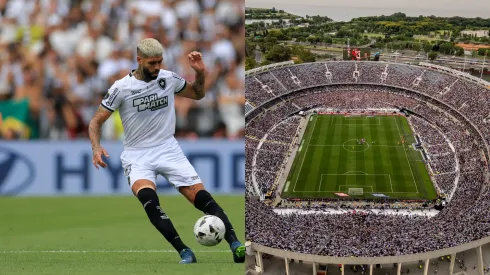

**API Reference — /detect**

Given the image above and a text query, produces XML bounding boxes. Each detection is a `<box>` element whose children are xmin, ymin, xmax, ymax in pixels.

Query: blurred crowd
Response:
<box><xmin>0</xmin><ymin>0</ymin><xmax>245</xmax><ymax>140</ymax></box>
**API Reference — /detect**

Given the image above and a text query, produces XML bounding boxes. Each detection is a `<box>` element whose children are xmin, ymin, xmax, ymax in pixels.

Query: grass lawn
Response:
<box><xmin>283</xmin><ymin>114</ymin><xmax>437</xmax><ymax>200</ymax></box>
<box><xmin>0</xmin><ymin>195</ymin><xmax>244</xmax><ymax>275</ymax></box>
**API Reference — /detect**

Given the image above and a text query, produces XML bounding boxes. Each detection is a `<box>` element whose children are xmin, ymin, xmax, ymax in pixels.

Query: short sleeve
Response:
<box><xmin>172</xmin><ymin>72</ymin><xmax>187</xmax><ymax>94</ymax></box>
<box><xmin>101</xmin><ymin>83</ymin><xmax>123</xmax><ymax>112</ymax></box>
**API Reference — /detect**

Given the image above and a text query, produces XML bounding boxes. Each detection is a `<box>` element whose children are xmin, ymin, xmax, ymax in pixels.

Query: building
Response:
<box><xmin>461</xmin><ymin>30</ymin><xmax>489</xmax><ymax>38</ymax></box>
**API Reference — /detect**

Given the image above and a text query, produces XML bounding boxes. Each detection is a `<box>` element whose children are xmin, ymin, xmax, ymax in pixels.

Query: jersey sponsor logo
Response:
<box><xmin>157</xmin><ymin>78</ymin><xmax>166</xmax><ymax>90</ymax></box>
<box><xmin>106</xmin><ymin>88</ymin><xmax>120</xmax><ymax>107</ymax></box>
<box><xmin>133</xmin><ymin>94</ymin><xmax>168</xmax><ymax>111</ymax></box>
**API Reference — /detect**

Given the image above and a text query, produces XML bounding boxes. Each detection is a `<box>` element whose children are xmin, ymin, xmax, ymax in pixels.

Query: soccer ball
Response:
<box><xmin>193</xmin><ymin>215</ymin><xmax>226</xmax><ymax>247</ymax></box>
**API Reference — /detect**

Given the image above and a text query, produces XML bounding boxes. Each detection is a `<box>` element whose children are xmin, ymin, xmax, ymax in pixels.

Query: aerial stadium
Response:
<box><xmin>244</xmin><ymin>61</ymin><xmax>490</xmax><ymax>275</ymax></box>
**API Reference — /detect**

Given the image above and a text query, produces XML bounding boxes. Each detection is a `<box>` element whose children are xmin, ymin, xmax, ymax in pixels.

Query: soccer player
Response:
<box><xmin>88</xmin><ymin>38</ymin><xmax>245</xmax><ymax>264</ymax></box>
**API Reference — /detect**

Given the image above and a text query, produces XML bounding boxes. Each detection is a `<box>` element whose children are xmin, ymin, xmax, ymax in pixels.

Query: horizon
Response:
<box><xmin>245</xmin><ymin>0</ymin><xmax>490</xmax><ymax>21</ymax></box>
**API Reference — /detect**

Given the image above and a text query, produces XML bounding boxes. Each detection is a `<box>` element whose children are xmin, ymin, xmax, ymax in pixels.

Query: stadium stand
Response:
<box><xmin>245</xmin><ymin>61</ymin><xmax>490</xmax><ymax>262</ymax></box>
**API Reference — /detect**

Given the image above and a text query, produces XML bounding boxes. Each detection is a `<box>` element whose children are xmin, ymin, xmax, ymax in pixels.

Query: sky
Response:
<box><xmin>246</xmin><ymin>0</ymin><xmax>488</xmax><ymax>12</ymax></box>
<box><xmin>245</xmin><ymin>0</ymin><xmax>490</xmax><ymax>20</ymax></box>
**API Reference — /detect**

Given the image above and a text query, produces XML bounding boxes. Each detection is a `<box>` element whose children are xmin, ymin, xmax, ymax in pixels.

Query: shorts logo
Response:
<box><xmin>133</xmin><ymin>94</ymin><xmax>168</xmax><ymax>112</ymax></box>
<box><xmin>124</xmin><ymin>165</ymin><xmax>131</xmax><ymax>176</ymax></box>
<box><xmin>190</xmin><ymin>175</ymin><xmax>200</xmax><ymax>181</ymax></box>
<box><xmin>106</xmin><ymin>88</ymin><xmax>120</xmax><ymax>107</ymax></box>
<box><xmin>157</xmin><ymin>78</ymin><xmax>166</xmax><ymax>90</ymax></box>
<box><xmin>124</xmin><ymin>165</ymin><xmax>131</xmax><ymax>186</ymax></box>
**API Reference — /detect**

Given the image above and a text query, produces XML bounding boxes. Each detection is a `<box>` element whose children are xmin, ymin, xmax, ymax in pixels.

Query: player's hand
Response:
<box><xmin>92</xmin><ymin>146</ymin><xmax>109</xmax><ymax>170</ymax></box>
<box><xmin>188</xmin><ymin>51</ymin><xmax>205</xmax><ymax>73</ymax></box>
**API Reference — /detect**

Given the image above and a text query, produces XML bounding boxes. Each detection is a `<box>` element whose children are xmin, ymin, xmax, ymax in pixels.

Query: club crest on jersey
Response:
<box><xmin>133</xmin><ymin>93</ymin><xmax>168</xmax><ymax>112</ymax></box>
<box><xmin>157</xmin><ymin>78</ymin><xmax>166</xmax><ymax>90</ymax></box>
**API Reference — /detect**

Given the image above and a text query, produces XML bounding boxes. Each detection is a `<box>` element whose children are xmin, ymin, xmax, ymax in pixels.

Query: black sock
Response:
<box><xmin>194</xmin><ymin>190</ymin><xmax>239</xmax><ymax>245</ymax></box>
<box><xmin>137</xmin><ymin>188</ymin><xmax>188</xmax><ymax>253</ymax></box>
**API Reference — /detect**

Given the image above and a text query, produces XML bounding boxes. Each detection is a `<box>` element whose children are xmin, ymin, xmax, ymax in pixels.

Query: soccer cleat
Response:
<box><xmin>231</xmin><ymin>241</ymin><xmax>246</xmax><ymax>263</ymax></box>
<box><xmin>179</xmin><ymin>248</ymin><xmax>197</xmax><ymax>264</ymax></box>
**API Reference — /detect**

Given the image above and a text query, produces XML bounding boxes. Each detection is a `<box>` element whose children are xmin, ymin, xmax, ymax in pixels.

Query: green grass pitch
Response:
<box><xmin>0</xmin><ymin>195</ymin><xmax>244</xmax><ymax>275</ymax></box>
<box><xmin>283</xmin><ymin>114</ymin><xmax>437</xmax><ymax>200</ymax></box>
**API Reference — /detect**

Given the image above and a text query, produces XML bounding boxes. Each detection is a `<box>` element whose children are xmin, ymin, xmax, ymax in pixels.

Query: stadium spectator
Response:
<box><xmin>245</xmin><ymin>61</ymin><xmax>490</xmax><ymax>257</ymax></box>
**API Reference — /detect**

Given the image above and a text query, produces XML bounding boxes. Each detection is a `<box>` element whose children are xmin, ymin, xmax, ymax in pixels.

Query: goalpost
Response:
<box><xmin>348</xmin><ymin>188</ymin><xmax>364</xmax><ymax>195</ymax></box>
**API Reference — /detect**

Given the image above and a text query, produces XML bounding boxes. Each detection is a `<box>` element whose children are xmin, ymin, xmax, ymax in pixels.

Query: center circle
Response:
<box><xmin>343</xmin><ymin>139</ymin><xmax>370</xmax><ymax>152</ymax></box>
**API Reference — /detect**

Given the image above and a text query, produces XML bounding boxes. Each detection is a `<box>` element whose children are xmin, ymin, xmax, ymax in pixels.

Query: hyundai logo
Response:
<box><xmin>0</xmin><ymin>146</ymin><xmax>35</xmax><ymax>195</ymax></box>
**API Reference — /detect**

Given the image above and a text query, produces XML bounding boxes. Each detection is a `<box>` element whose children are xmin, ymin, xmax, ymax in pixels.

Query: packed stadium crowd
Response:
<box><xmin>246</xmin><ymin>62</ymin><xmax>490</xmax><ymax>146</ymax></box>
<box><xmin>245</xmin><ymin>116</ymin><xmax>301</xmax><ymax>196</ymax></box>
<box><xmin>0</xmin><ymin>0</ymin><xmax>245</xmax><ymax>140</ymax></box>
<box><xmin>245</xmin><ymin>61</ymin><xmax>490</xmax><ymax>256</ymax></box>
<box><xmin>278</xmin><ymin>197</ymin><xmax>434</xmax><ymax>211</ymax></box>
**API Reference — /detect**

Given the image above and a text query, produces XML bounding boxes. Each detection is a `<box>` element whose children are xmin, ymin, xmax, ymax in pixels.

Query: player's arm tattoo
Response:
<box><xmin>89</xmin><ymin>106</ymin><xmax>111</xmax><ymax>152</ymax></box>
<box><xmin>191</xmin><ymin>71</ymin><xmax>205</xmax><ymax>99</ymax></box>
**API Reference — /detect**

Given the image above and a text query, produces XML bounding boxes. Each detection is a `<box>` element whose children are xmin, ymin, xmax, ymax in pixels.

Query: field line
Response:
<box><xmin>338</xmin><ymin>185</ymin><xmax>374</xmax><ymax>192</ymax></box>
<box><xmin>319</xmin><ymin>174</ymin><xmax>389</xmax><ymax>193</ymax></box>
<box><xmin>0</xmin><ymin>250</ymin><xmax>229</xmax><ymax>253</ymax></box>
<box><xmin>309</xmin><ymin>145</ymin><xmax>403</xmax><ymax>147</ymax></box>
<box><xmin>298</xmin><ymin>139</ymin><xmax>305</xmax><ymax>152</ymax></box>
<box><xmin>388</xmin><ymin>175</ymin><xmax>394</xmax><ymax>193</ymax></box>
<box><xmin>393</xmin><ymin>117</ymin><xmax>419</xmax><ymax>193</ymax></box>
<box><xmin>293</xmin><ymin>115</ymin><xmax>317</xmax><ymax>192</ymax></box>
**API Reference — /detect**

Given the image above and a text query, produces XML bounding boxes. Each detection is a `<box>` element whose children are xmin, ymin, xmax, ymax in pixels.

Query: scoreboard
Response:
<box><xmin>342</xmin><ymin>48</ymin><xmax>371</xmax><ymax>61</ymax></box>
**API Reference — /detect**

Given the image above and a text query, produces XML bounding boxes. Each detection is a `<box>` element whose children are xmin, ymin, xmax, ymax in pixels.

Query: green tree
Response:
<box><xmin>261</xmin><ymin>60</ymin><xmax>272</xmax><ymax>66</ymax></box>
<box><xmin>323</xmin><ymin>36</ymin><xmax>333</xmax><ymax>44</ymax></box>
<box><xmin>307</xmin><ymin>35</ymin><xmax>320</xmax><ymax>44</ymax></box>
<box><xmin>413</xmin><ymin>43</ymin><xmax>422</xmax><ymax>52</ymax></box>
<box><xmin>422</xmin><ymin>42</ymin><xmax>433</xmax><ymax>53</ymax></box>
<box><xmin>455</xmin><ymin>46</ymin><xmax>465</xmax><ymax>56</ymax></box>
<box><xmin>291</xmin><ymin>45</ymin><xmax>316</xmax><ymax>62</ymax></box>
<box><xmin>268</xmin><ymin>29</ymin><xmax>290</xmax><ymax>41</ymax></box>
<box><xmin>245</xmin><ymin>41</ymin><xmax>257</xmax><ymax>57</ymax></box>
<box><xmin>245</xmin><ymin>57</ymin><xmax>257</xmax><ymax>71</ymax></box>
<box><xmin>439</xmin><ymin>42</ymin><xmax>455</xmax><ymax>55</ymax></box>
<box><xmin>265</xmin><ymin>45</ymin><xmax>292</xmax><ymax>62</ymax></box>
<box><xmin>477</xmin><ymin>48</ymin><xmax>488</xmax><ymax>56</ymax></box>
<box><xmin>428</xmin><ymin>51</ymin><xmax>438</xmax><ymax>61</ymax></box>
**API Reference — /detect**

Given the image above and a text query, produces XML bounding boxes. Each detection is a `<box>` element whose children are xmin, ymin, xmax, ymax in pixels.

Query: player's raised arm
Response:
<box><xmin>176</xmin><ymin>51</ymin><xmax>206</xmax><ymax>100</ymax></box>
<box><xmin>88</xmin><ymin>106</ymin><xmax>112</xmax><ymax>169</ymax></box>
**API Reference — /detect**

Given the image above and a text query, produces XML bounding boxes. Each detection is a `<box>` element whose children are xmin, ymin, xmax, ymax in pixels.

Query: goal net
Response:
<box><xmin>348</xmin><ymin>188</ymin><xmax>364</xmax><ymax>195</ymax></box>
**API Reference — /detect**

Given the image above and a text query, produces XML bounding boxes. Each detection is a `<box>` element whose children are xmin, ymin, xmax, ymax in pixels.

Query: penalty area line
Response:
<box><xmin>0</xmin><ymin>250</ymin><xmax>230</xmax><ymax>253</ymax></box>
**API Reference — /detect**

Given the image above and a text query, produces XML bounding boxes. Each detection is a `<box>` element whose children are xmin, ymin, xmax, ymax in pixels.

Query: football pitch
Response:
<box><xmin>0</xmin><ymin>195</ymin><xmax>244</xmax><ymax>275</ymax></box>
<box><xmin>283</xmin><ymin>114</ymin><xmax>437</xmax><ymax>200</ymax></box>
